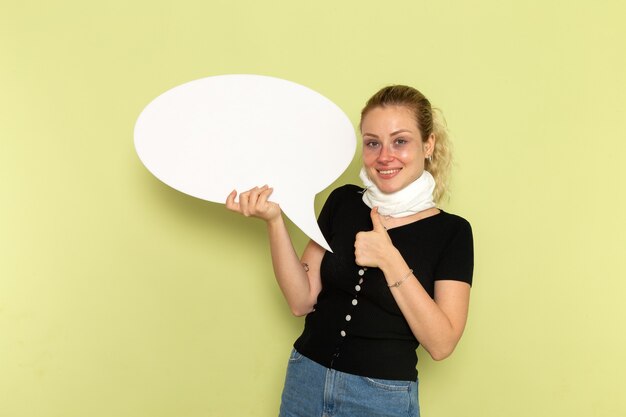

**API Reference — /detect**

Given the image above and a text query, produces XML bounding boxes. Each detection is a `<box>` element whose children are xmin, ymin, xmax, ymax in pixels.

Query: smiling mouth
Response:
<box><xmin>377</xmin><ymin>168</ymin><xmax>402</xmax><ymax>175</ymax></box>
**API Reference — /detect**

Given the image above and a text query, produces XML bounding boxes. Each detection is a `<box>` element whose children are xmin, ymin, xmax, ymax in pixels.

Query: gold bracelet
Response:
<box><xmin>388</xmin><ymin>269</ymin><xmax>414</xmax><ymax>288</ymax></box>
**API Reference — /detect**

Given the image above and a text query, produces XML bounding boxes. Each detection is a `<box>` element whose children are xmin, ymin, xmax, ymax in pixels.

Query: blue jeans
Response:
<box><xmin>279</xmin><ymin>349</ymin><xmax>420</xmax><ymax>417</ymax></box>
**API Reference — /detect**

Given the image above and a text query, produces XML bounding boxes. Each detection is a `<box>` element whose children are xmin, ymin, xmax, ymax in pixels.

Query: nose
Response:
<box><xmin>377</xmin><ymin>143</ymin><xmax>394</xmax><ymax>163</ymax></box>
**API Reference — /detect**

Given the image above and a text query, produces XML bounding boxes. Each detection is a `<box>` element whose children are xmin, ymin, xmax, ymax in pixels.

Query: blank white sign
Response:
<box><xmin>134</xmin><ymin>74</ymin><xmax>356</xmax><ymax>252</ymax></box>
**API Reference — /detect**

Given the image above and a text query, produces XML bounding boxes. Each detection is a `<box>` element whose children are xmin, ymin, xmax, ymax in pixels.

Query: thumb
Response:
<box><xmin>370</xmin><ymin>207</ymin><xmax>386</xmax><ymax>232</ymax></box>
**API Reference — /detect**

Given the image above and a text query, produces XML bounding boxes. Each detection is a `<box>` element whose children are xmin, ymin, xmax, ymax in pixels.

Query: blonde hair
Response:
<box><xmin>360</xmin><ymin>85</ymin><xmax>453</xmax><ymax>203</ymax></box>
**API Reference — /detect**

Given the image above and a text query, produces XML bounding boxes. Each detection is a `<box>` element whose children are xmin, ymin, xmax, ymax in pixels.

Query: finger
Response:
<box><xmin>247</xmin><ymin>186</ymin><xmax>262</xmax><ymax>212</ymax></box>
<box><xmin>370</xmin><ymin>207</ymin><xmax>387</xmax><ymax>233</ymax></box>
<box><xmin>239</xmin><ymin>191</ymin><xmax>251</xmax><ymax>216</ymax></box>
<box><xmin>248</xmin><ymin>186</ymin><xmax>265</xmax><ymax>216</ymax></box>
<box><xmin>354</xmin><ymin>242</ymin><xmax>363</xmax><ymax>266</ymax></box>
<box><xmin>257</xmin><ymin>186</ymin><xmax>274</xmax><ymax>207</ymax></box>
<box><xmin>354</xmin><ymin>245</ymin><xmax>367</xmax><ymax>266</ymax></box>
<box><xmin>354</xmin><ymin>232</ymin><xmax>361</xmax><ymax>249</ymax></box>
<box><xmin>354</xmin><ymin>232</ymin><xmax>367</xmax><ymax>253</ymax></box>
<box><xmin>225</xmin><ymin>190</ymin><xmax>241</xmax><ymax>212</ymax></box>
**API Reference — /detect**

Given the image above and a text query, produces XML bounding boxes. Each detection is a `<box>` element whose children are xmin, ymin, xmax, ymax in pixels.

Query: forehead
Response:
<box><xmin>361</xmin><ymin>105</ymin><xmax>419</xmax><ymax>133</ymax></box>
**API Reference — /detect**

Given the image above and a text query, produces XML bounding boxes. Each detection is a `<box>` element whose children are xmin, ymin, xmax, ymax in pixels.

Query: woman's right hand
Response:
<box><xmin>225</xmin><ymin>185</ymin><xmax>282</xmax><ymax>224</ymax></box>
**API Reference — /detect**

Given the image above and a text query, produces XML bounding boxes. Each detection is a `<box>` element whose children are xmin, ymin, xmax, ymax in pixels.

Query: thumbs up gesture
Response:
<box><xmin>354</xmin><ymin>207</ymin><xmax>396</xmax><ymax>268</ymax></box>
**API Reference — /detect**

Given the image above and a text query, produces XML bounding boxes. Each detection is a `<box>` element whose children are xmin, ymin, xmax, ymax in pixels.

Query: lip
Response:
<box><xmin>376</xmin><ymin>167</ymin><xmax>402</xmax><ymax>179</ymax></box>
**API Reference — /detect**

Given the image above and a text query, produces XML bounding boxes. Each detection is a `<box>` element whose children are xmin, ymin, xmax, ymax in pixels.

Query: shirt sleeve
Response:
<box><xmin>434</xmin><ymin>218</ymin><xmax>474</xmax><ymax>285</ymax></box>
<box><xmin>316</xmin><ymin>187</ymin><xmax>340</xmax><ymax>243</ymax></box>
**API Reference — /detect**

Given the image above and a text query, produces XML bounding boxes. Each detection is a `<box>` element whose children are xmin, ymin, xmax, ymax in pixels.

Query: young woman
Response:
<box><xmin>226</xmin><ymin>85</ymin><xmax>474</xmax><ymax>417</ymax></box>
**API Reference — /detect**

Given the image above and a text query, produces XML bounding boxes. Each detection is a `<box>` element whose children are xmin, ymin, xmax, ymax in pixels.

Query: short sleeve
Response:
<box><xmin>316</xmin><ymin>187</ymin><xmax>341</xmax><ymax>244</ymax></box>
<box><xmin>434</xmin><ymin>218</ymin><xmax>474</xmax><ymax>285</ymax></box>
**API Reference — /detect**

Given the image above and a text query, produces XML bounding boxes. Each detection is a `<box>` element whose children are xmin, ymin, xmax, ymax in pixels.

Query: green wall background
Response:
<box><xmin>2</xmin><ymin>1</ymin><xmax>625</xmax><ymax>416</ymax></box>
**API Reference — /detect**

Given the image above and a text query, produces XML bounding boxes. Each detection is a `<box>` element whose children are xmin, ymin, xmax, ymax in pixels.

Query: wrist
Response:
<box><xmin>266</xmin><ymin>213</ymin><xmax>285</xmax><ymax>229</ymax></box>
<box><xmin>388</xmin><ymin>269</ymin><xmax>414</xmax><ymax>288</ymax></box>
<box><xmin>379</xmin><ymin>246</ymin><xmax>404</xmax><ymax>273</ymax></box>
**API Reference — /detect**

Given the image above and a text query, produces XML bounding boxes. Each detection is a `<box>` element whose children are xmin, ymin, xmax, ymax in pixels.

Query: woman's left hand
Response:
<box><xmin>354</xmin><ymin>207</ymin><xmax>397</xmax><ymax>268</ymax></box>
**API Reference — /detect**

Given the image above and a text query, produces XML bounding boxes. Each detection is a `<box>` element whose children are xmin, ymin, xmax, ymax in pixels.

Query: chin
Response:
<box><xmin>376</xmin><ymin>183</ymin><xmax>402</xmax><ymax>194</ymax></box>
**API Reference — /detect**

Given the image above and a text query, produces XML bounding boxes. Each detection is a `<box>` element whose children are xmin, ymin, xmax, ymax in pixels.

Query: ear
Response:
<box><xmin>424</xmin><ymin>133</ymin><xmax>436</xmax><ymax>157</ymax></box>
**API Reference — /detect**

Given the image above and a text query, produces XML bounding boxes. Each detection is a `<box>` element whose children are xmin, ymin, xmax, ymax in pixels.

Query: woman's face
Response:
<box><xmin>361</xmin><ymin>105</ymin><xmax>433</xmax><ymax>194</ymax></box>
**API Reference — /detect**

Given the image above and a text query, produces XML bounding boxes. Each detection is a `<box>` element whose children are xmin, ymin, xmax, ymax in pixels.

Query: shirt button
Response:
<box><xmin>358</xmin><ymin>269</ymin><xmax>365</xmax><ymax>276</ymax></box>
<box><xmin>345</xmin><ymin>314</ymin><xmax>351</xmax><ymax>321</ymax></box>
<box><xmin>352</xmin><ymin>299</ymin><xmax>358</xmax><ymax>306</ymax></box>
<box><xmin>359</xmin><ymin>278</ymin><xmax>364</xmax><ymax>284</ymax></box>
<box><xmin>355</xmin><ymin>284</ymin><xmax>361</xmax><ymax>292</ymax></box>
<box><xmin>340</xmin><ymin>330</ymin><xmax>346</xmax><ymax>337</ymax></box>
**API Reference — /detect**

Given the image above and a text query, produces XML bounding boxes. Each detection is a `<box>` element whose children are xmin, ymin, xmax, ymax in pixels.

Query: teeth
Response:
<box><xmin>379</xmin><ymin>169</ymin><xmax>400</xmax><ymax>175</ymax></box>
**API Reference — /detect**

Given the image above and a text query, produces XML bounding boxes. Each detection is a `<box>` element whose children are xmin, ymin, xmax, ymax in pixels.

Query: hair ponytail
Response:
<box><xmin>427</xmin><ymin>107</ymin><xmax>452</xmax><ymax>202</ymax></box>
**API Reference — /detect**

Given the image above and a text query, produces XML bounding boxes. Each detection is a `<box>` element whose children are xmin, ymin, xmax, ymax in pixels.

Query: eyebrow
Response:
<box><xmin>362</xmin><ymin>129</ymin><xmax>414</xmax><ymax>138</ymax></box>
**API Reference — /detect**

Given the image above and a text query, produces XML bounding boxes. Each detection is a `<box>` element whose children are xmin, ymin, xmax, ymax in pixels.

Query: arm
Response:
<box><xmin>374</xmin><ymin>252</ymin><xmax>470</xmax><ymax>361</ymax></box>
<box><xmin>354</xmin><ymin>207</ymin><xmax>471</xmax><ymax>361</ymax></box>
<box><xmin>226</xmin><ymin>186</ymin><xmax>324</xmax><ymax>316</ymax></box>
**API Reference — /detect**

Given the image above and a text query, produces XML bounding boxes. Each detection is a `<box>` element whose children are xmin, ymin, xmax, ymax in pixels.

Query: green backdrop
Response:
<box><xmin>2</xmin><ymin>1</ymin><xmax>625</xmax><ymax>416</ymax></box>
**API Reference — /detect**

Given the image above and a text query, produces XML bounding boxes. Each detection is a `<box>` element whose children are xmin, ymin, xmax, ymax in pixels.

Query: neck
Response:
<box><xmin>360</xmin><ymin>168</ymin><xmax>436</xmax><ymax>218</ymax></box>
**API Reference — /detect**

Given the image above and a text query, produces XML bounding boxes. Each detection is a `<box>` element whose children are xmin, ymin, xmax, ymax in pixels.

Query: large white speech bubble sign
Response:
<box><xmin>134</xmin><ymin>74</ymin><xmax>356</xmax><ymax>252</ymax></box>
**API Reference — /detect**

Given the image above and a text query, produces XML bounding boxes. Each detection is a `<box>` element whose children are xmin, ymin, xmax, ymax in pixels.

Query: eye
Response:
<box><xmin>394</xmin><ymin>137</ymin><xmax>408</xmax><ymax>145</ymax></box>
<box><xmin>364</xmin><ymin>140</ymin><xmax>380</xmax><ymax>149</ymax></box>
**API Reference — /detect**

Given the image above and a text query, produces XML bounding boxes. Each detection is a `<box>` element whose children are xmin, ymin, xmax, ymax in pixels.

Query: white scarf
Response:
<box><xmin>359</xmin><ymin>167</ymin><xmax>436</xmax><ymax>217</ymax></box>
